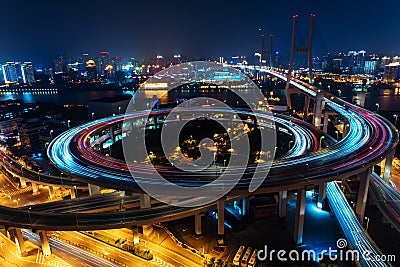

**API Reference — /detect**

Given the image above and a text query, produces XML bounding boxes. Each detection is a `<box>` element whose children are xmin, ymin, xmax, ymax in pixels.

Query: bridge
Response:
<box><xmin>0</xmin><ymin>65</ymin><xmax>396</xmax><ymax>266</ymax></box>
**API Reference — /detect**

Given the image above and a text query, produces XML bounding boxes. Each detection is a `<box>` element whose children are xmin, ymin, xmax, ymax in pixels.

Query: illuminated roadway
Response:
<box><xmin>0</xmin><ymin>69</ymin><xmax>398</xmax><ymax>266</ymax></box>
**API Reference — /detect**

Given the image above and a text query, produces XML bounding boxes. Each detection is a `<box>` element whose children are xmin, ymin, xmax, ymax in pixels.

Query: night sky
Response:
<box><xmin>1</xmin><ymin>0</ymin><xmax>399</xmax><ymax>64</ymax></box>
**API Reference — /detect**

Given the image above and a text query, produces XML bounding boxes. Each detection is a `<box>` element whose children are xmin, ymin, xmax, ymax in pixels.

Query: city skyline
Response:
<box><xmin>1</xmin><ymin>0</ymin><xmax>399</xmax><ymax>64</ymax></box>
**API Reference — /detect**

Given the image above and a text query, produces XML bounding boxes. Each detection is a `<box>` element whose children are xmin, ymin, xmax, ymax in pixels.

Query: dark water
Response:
<box><xmin>0</xmin><ymin>89</ymin><xmax>126</xmax><ymax>105</ymax></box>
<box><xmin>1</xmin><ymin>87</ymin><xmax>399</xmax><ymax>116</ymax></box>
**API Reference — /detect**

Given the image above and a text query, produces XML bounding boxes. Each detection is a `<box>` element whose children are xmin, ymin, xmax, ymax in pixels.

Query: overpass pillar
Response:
<box><xmin>323</xmin><ymin>112</ymin><xmax>329</xmax><ymax>133</ymax></box>
<box><xmin>132</xmin><ymin>226</ymin><xmax>140</xmax><ymax>244</ymax></box>
<box><xmin>48</xmin><ymin>186</ymin><xmax>55</xmax><ymax>198</ymax></box>
<box><xmin>356</xmin><ymin>169</ymin><xmax>372</xmax><ymax>222</ymax></box>
<box><xmin>383</xmin><ymin>152</ymin><xmax>394</xmax><ymax>183</ymax></box>
<box><xmin>88</xmin><ymin>184</ymin><xmax>100</xmax><ymax>196</ymax></box>
<box><xmin>317</xmin><ymin>183</ymin><xmax>327</xmax><ymax>209</ymax></box>
<box><xmin>286</xmin><ymin>87</ymin><xmax>295</xmax><ymax>110</ymax></box>
<box><xmin>19</xmin><ymin>178</ymin><xmax>27</xmax><ymax>188</ymax></box>
<box><xmin>341</xmin><ymin>177</ymin><xmax>347</xmax><ymax>191</ymax></box>
<box><xmin>304</xmin><ymin>95</ymin><xmax>311</xmax><ymax>115</ymax></box>
<box><xmin>139</xmin><ymin>194</ymin><xmax>151</xmax><ymax>209</ymax></box>
<box><xmin>139</xmin><ymin>194</ymin><xmax>153</xmax><ymax>236</ymax></box>
<box><xmin>10</xmin><ymin>228</ymin><xmax>26</xmax><ymax>256</ymax></box>
<box><xmin>109</xmin><ymin>127</ymin><xmax>116</xmax><ymax>143</ymax></box>
<box><xmin>278</xmin><ymin>191</ymin><xmax>287</xmax><ymax>218</ymax></box>
<box><xmin>217</xmin><ymin>199</ymin><xmax>225</xmax><ymax>246</ymax></box>
<box><xmin>355</xmin><ymin>91</ymin><xmax>366</xmax><ymax>107</ymax></box>
<box><xmin>38</xmin><ymin>231</ymin><xmax>51</xmax><ymax>257</ymax></box>
<box><xmin>195</xmin><ymin>213</ymin><xmax>202</xmax><ymax>236</ymax></box>
<box><xmin>70</xmin><ymin>188</ymin><xmax>76</xmax><ymax>199</ymax></box>
<box><xmin>313</xmin><ymin>91</ymin><xmax>324</xmax><ymax>129</ymax></box>
<box><xmin>32</xmin><ymin>182</ymin><xmax>39</xmax><ymax>195</ymax></box>
<box><xmin>294</xmin><ymin>188</ymin><xmax>306</xmax><ymax>244</ymax></box>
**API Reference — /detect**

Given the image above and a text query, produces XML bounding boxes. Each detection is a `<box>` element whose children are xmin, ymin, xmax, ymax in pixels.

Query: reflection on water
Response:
<box><xmin>1</xmin><ymin>87</ymin><xmax>400</xmax><ymax>113</ymax></box>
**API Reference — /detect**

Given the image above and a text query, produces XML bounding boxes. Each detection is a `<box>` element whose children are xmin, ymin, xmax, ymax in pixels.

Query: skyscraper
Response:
<box><xmin>2</xmin><ymin>62</ymin><xmax>18</xmax><ymax>83</ymax></box>
<box><xmin>99</xmin><ymin>52</ymin><xmax>110</xmax><ymax>76</ymax></box>
<box><xmin>21</xmin><ymin>62</ymin><xmax>35</xmax><ymax>84</ymax></box>
<box><xmin>86</xmin><ymin>59</ymin><xmax>97</xmax><ymax>80</ymax></box>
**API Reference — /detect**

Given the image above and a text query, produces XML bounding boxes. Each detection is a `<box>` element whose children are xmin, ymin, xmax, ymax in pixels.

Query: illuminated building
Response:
<box><xmin>21</xmin><ymin>62</ymin><xmax>35</xmax><ymax>84</ymax></box>
<box><xmin>380</xmin><ymin>56</ymin><xmax>391</xmax><ymax>69</ymax></box>
<box><xmin>54</xmin><ymin>54</ymin><xmax>68</xmax><ymax>74</ymax></box>
<box><xmin>384</xmin><ymin>62</ymin><xmax>400</xmax><ymax>81</ymax></box>
<box><xmin>2</xmin><ymin>62</ymin><xmax>18</xmax><ymax>83</ymax></box>
<box><xmin>364</xmin><ymin>60</ymin><xmax>377</xmax><ymax>75</ymax></box>
<box><xmin>86</xmin><ymin>59</ymin><xmax>97</xmax><ymax>80</ymax></box>
<box><xmin>100</xmin><ymin>52</ymin><xmax>110</xmax><ymax>75</ymax></box>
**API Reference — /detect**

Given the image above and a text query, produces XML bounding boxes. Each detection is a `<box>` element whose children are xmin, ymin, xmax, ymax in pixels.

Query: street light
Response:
<box><xmin>67</xmin><ymin>120</ymin><xmax>71</xmax><ymax>128</ymax></box>
<box><xmin>375</xmin><ymin>103</ymin><xmax>379</xmax><ymax>113</ymax></box>
<box><xmin>319</xmin><ymin>136</ymin><xmax>325</xmax><ymax>149</ymax></box>
<box><xmin>28</xmin><ymin>207</ymin><xmax>32</xmax><ymax>226</ymax></box>
<box><xmin>49</xmin><ymin>130</ymin><xmax>54</xmax><ymax>140</ymax></box>
<box><xmin>91</xmin><ymin>112</ymin><xmax>95</xmax><ymax>120</ymax></box>
<box><xmin>365</xmin><ymin>216</ymin><xmax>370</xmax><ymax>231</ymax></box>
<box><xmin>335</xmin><ymin>130</ymin><xmax>339</xmax><ymax>140</ymax></box>
<box><xmin>394</xmin><ymin>114</ymin><xmax>398</xmax><ymax>126</ymax></box>
<box><xmin>118</xmin><ymin>106</ymin><xmax>121</xmax><ymax>114</ymax></box>
<box><xmin>289</xmin><ymin>140</ymin><xmax>294</xmax><ymax>149</ymax></box>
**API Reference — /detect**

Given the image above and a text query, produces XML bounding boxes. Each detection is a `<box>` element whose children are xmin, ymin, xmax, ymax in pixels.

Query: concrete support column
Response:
<box><xmin>48</xmin><ymin>186</ymin><xmax>55</xmax><ymax>198</ymax></box>
<box><xmin>286</xmin><ymin>89</ymin><xmax>293</xmax><ymax>110</ymax></box>
<box><xmin>343</xmin><ymin>124</ymin><xmax>350</xmax><ymax>137</ymax></box>
<box><xmin>278</xmin><ymin>191</ymin><xmax>287</xmax><ymax>218</ymax></box>
<box><xmin>20</xmin><ymin>178</ymin><xmax>27</xmax><ymax>188</ymax></box>
<box><xmin>217</xmin><ymin>199</ymin><xmax>225</xmax><ymax>245</ymax></box>
<box><xmin>11</xmin><ymin>228</ymin><xmax>26</xmax><ymax>256</ymax></box>
<box><xmin>38</xmin><ymin>231</ymin><xmax>51</xmax><ymax>257</ymax></box>
<box><xmin>294</xmin><ymin>188</ymin><xmax>306</xmax><ymax>244</ymax></box>
<box><xmin>109</xmin><ymin>127</ymin><xmax>115</xmax><ymax>143</ymax></box>
<box><xmin>304</xmin><ymin>95</ymin><xmax>311</xmax><ymax>114</ymax></box>
<box><xmin>142</xmin><ymin>225</ymin><xmax>153</xmax><ymax>237</ymax></box>
<box><xmin>356</xmin><ymin>169</ymin><xmax>372</xmax><ymax>222</ymax></box>
<box><xmin>195</xmin><ymin>213</ymin><xmax>202</xmax><ymax>236</ymax></box>
<box><xmin>139</xmin><ymin>194</ymin><xmax>151</xmax><ymax>209</ymax></box>
<box><xmin>70</xmin><ymin>188</ymin><xmax>76</xmax><ymax>199</ymax></box>
<box><xmin>341</xmin><ymin>177</ymin><xmax>347</xmax><ymax>191</ymax></box>
<box><xmin>32</xmin><ymin>182</ymin><xmax>39</xmax><ymax>195</ymax></box>
<box><xmin>383</xmin><ymin>152</ymin><xmax>395</xmax><ymax>183</ymax></box>
<box><xmin>313</xmin><ymin>92</ymin><xmax>324</xmax><ymax>128</ymax></box>
<box><xmin>323</xmin><ymin>112</ymin><xmax>329</xmax><ymax>133</ymax></box>
<box><xmin>355</xmin><ymin>91</ymin><xmax>366</xmax><ymax>107</ymax></box>
<box><xmin>88</xmin><ymin>184</ymin><xmax>100</xmax><ymax>196</ymax></box>
<box><xmin>132</xmin><ymin>226</ymin><xmax>139</xmax><ymax>244</ymax></box>
<box><xmin>139</xmin><ymin>194</ymin><xmax>153</xmax><ymax>237</ymax></box>
<box><xmin>317</xmin><ymin>183</ymin><xmax>327</xmax><ymax>209</ymax></box>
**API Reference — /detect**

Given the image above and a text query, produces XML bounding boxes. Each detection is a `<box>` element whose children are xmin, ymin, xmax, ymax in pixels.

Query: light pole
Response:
<box><xmin>289</xmin><ymin>140</ymin><xmax>294</xmax><ymax>149</ymax></box>
<box><xmin>118</xmin><ymin>106</ymin><xmax>121</xmax><ymax>114</ymax></box>
<box><xmin>319</xmin><ymin>136</ymin><xmax>325</xmax><ymax>149</ymax></box>
<box><xmin>67</xmin><ymin>120</ymin><xmax>71</xmax><ymax>129</ymax></box>
<box><xmin>91</xmin><ymin>112</ymin><xmax>95</xmax><ymax>120</ymax></box>
<box><xmin>365</xmin><ymin>216</ymin><xmax>370</xmax><ymax>231</ymax></box>
<box><xmin>375</xmin><ymin>103</ymin><xmax>379</xmax><ymax>113</ymax></box>
<box><xmin>49</xmin><ymin>130</ymin><xmax>54</xmax><ymax>140</ymax></box>
<box><xmin>28</xmin><ymin>207</ymin><xmax>32</xmax><ymax>226</ymax></box>
<box><xmin>335</xmin><ymin>130</ymin><xmax>339</xmax><ymax>140</ymax></box>
<box><xmin>394</xmin><ymin>114</ymin><xmax>398</xmax><ymax>126</ymax></box>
